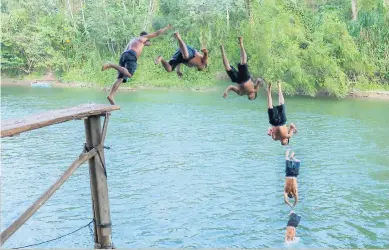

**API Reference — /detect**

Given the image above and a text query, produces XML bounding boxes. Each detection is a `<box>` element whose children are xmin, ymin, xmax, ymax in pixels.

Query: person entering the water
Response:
<box><xmin>154</xmin><ymin>32</ymin><xmax>208</xmax><ymax>77</ymax></box>
<box><xmin>267</xmin><ymin>81</ymin><xmax>297</xmax><ymax>145</ymax></box>
<box><xmin>221</xmin><ymin>37</ymin><xmax>263</xmax><ymax>100</ymax></box>
<box><xmin>284</xmin><ymin>149</ymin><xmax>300</xmax><ymax>208</ymax></box>
<box><xmin>102</xmin><ymin>24</ymin><xmax>173</xmax><ymax>105</ymax></box>
<box><xmin>285</xmin><ymin>211</ymin><xmax>301</xmax><ymax>243</ymax></box>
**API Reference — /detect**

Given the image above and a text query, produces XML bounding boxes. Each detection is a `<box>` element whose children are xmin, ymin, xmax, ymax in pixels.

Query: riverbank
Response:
<box><xmin>2</xmin><ymin>78</ymin><xmax>389</xmax><ymax>100</ymax></box>
<box><xmin>0</xmin><ymin>78</ymin><xmax>217</xmax><ymax>92</ymax></box>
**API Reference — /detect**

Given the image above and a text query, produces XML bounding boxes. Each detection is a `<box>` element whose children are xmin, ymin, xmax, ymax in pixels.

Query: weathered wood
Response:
<box><xmin>0</xmin><ymin>148</ymin><xmax>97</xmax><ymax>246</ymax></box>
<box><xmin>85</xmin><ymin>116</ymin><xmax>113</xmax><ymax>249</ymax></box>
<box><xmin>1</xmin><ymin>103</ymin><xmax>120</xmax><ymax>138</ymax></box>
<box><xmin>101</xmin><ymin>113</ymin><xmax>110</xmax><ymax>145</ymax></box>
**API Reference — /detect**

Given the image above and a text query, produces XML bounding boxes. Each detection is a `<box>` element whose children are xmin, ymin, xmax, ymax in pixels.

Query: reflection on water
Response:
<box><xmin>1</xmin><ymin>86</ymin><xmax>389</xmax><ymax>248</ymax></box>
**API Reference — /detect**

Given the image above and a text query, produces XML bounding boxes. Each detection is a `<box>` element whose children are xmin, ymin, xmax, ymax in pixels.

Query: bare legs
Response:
<box><xmin>267</xmin><ymin>82</ymin><xmax>273</xmax><ymax>109</ymax></box>
<box><xmin>238</xmin><ymin>36</ymin><xmax>247</xmax><ymax>65</ymax></box>
<box><xmin>154</xmin><ymin>56</ymin><xmax>172</xmax><ymax>72</ymax></box>
<box><xmin>268</xmin><ymin>81</ymin><xmax>285</xmax><ymax>108</ymax></box>
<box><xmin>285</xmin><ymin>149</ymin><xmax>290</xmax><ymax>160</ymax></box>
<box><xmin>220</xmin><ymin>45</ymin><xmax>232</xmax><ymax>71</ymax></box>
<box><xmin>101</xmin><ymin>63</ymin><xmax>132</xmax><ymax>78</ymax></box>
<box><xmin>174</xmin><ymin>32</ymin><xmax>189</xmax><ymax>59</ymax></box>
<box><xmin>155</xmin><ymin>32</ymin><xmax>188</xmax><ymax>72</ymax></box>
<box><xmin>278</xmin><ymin>80</ymin><xmax>284</xmax><ymax>105</ymax></box>
<box><xmin>101</xmin><ymin>63</ymin><xmax>132</xmax><ymax>105</ymax></box>
<box><xmin>106</xmin><ymin>78</ymin><xmax>123</xmax><ymax>105</ymax></box>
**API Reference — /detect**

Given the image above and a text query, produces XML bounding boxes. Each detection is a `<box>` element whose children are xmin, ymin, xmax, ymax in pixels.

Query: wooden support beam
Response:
<box><xmin>84</xmin><ymin>116</ymin><xmax>113</xmax><ymax>249</ymax></box>
<box><xmin>1</xmin><ymin>104</ymin><xmax>120</xmax><ymax>138</ymax></box>
<box><xmin>0</xmin><ymin>148</ymin><xmax>97</xmax><ymax>246</ymax></box>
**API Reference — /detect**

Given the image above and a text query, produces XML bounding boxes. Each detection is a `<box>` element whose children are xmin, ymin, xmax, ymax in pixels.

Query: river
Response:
<box><xmin>1</xmin><ymin>85</ymin><xmax>388</xmax><ymax>248</ymax></box>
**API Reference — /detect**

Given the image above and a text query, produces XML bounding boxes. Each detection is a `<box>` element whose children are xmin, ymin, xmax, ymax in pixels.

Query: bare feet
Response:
<box><xmin>286</xmin><ymin>149</ymin><xmax>291</xmax><ymax>158</ymax></box>
<box><xmin>107</xmin><ymin>96</ymin><xmax>116</xmax><ymax>105</ymax></box>
<box><xmin>173</xmin><ymin>32</ymin><xmax>181</xmax><ymax>40</ymax></box>
<box><xmin>101</xmin><ymin>63</ymin><xmax>111</xmax><ymax>71</ymax></box>
<box><xmin>267</xmin><ymin>82</ymin><xmax>272</xmax><ymax>92</ymax></box>
<box><xmin>238</xmin><ymin>36</ymin><xmax>243</xmax><ymax>46</ymax></box>
<box><xmin>154</xmin><ymin>56</ymin><xmax>162</xmax><ymax>65</ymax></box>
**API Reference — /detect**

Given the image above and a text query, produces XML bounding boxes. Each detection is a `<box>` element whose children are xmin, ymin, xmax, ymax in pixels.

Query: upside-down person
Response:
<box><xmin>221</xmin><ymin>36</ymin><xmax>263</xmax><ymax>100</ymax></box>
<box><xmin>284</xmin><ymin>149</ymin><xmax>300</xmax><ymax>208</ymax></box>
<box><xmin>102</xmin><ymin>24</ymin><xmax>173</xmax><ymax>105</ymax></box>
<box><xmin>285</xmin><ymin>211</ymin><xmax>301</xmax><ymax>243</ymax></box>
<box><xmin>267</xmin><ymin>81</ymin><xmax>297</xmax><ymax>145</ymax></box>
<box><xmin>154</xmin><ymin>32</ymin><xmax>208</xmax><ymax>77</ymax></box>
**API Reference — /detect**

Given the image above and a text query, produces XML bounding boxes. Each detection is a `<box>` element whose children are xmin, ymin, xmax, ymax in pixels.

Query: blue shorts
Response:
<box><xmin>285</xmin><ymin>160</ymin><xmax>300</xmax><ymax>177</ymax></box>
<box><xmin>169</xmin><ymin>46</ymin><xmax>196</xmax><ymax>70</ymax></box>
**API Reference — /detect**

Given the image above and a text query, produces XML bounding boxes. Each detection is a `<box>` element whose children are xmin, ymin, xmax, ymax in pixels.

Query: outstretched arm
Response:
<box><xmin>254</xmin><ymin>77</ymin><xmax>265</xmax><ymax>91</ymax></box>
<box><xmin>223</xmin><ymin>85</ymin><xmax>241</xmax><ymax>98</ymax></box>
<box><xmin>142</xmin><ymin>24</ymin><xmax>172</xmax><ymax>40</ymax></box>
<box><xmin>201</xmin><ymin>48</ymin><xmax>209</xmax><ymax>67</ymax></box>
<box><xmin>286</xmin><ymin>123</ymin><xmax>297</xmax><ymax>138</ymax></box>
<box><xmin>284</xmin><ymin>192</ymin><xmax>293</xmax><ymax>208</ymax></box>
<box><xmin>292</xmin><ymin>188</ymin><xmax>299</xmax><ymax>207</ymax></box>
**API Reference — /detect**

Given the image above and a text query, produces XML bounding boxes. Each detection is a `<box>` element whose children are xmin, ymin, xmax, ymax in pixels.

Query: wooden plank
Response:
<box><xmin>0</xmin><ymin>148</ymin><xmax>97</xmax><ymax>246</ymax></box>
<box><xmin>1</xmin><ymin>104</ymin><xmax>120</xmax><ymax>138</ymax></box>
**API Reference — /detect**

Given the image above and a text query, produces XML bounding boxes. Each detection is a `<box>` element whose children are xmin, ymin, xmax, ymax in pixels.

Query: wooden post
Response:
<box><xmin>84</xmin><ymin>116</ymin><xmax>113</xmax><ymax>249</ymax></box>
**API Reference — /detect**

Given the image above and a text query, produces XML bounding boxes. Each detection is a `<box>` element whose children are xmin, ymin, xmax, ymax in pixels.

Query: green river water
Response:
<box><xmin>1</xmin><ymin>85</ymin><xmax>389</xmax><ymax>248</ymax></box>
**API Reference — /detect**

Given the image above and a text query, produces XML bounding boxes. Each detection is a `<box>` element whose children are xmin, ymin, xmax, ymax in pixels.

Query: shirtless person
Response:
<box><xmin>285</xmin><ymin>211</ymin><xmax>301</xmax><ymax>243</ymax></box>
<box><xmin>267</xmin><ymin>81</ymin><xmax>297</xmax><ymax>145</ymax></box>
<box><xmin>154</xmin><ymin>32</ymin><xmax>208</xmax><ymax>77</ymax></box>
<box><xmin>284</xmin><ymin>149</ymin><xmax>300</xmax><ymax>208</ymax></box>
<box><xmin>102</xmin><ymin>24</ymin><xmax>172</xmax><ymax>105</ymax></box>
<box><xmin>221</xmin><ymin>37</ymin><xmax>263</xmax><ymax>100</ymax></box>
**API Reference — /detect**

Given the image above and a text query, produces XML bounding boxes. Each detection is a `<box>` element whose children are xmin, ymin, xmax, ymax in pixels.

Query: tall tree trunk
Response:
<box><xmin>102</xmin><ymin>0</ymin><xmax>115</xmax><ymax>54</ymax></box>
<box><xmin>143</xmin><ymin>0</ymin><xmax>154</xmax><ymax>30</ymax></box>
<box><xmin>351</xmin><ymin>0</ymin><xmax>358</xmax><ymax>21</ymax></box>
<box><xmin>80</xmin><ymin>0</ymin><xmax>88</xmax><ymax>35</ymax></box>
<box><xmin>67</xmin><ymin>0</ymin><xmax>76</xmax><ymax>28</ymax></box>
<box><xmin>226</xmin><ymin>5</ymin><xmax>230</xmax><ymax>30</ymax></box>
<box><xmin>245</xmin><ymin>0</ymin><xmax>254</xmax><ymax>24</ymax></box>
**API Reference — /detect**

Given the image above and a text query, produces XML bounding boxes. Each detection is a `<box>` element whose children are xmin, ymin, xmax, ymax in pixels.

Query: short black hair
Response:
<box><xmin>140</xmin><ymin>31</ymin><xmax>148</xmax><ymax>36</ymax></box>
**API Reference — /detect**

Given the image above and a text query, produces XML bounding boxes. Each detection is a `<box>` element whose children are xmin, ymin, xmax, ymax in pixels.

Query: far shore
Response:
<box><xmin>0</xmin><ymin>78</ymin><xmax>217</xmax><ymax>92</ymax></box>
<box><xmin>2</xmin><ymin>78</ymin><xmax>389</xmax><ymax>101</ymax></box>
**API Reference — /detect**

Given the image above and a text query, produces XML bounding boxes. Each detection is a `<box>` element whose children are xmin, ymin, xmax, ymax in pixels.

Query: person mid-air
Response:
<box><xmin>102</xmin><ymin>24</ymin><xmax>173</xmax><ymax>105</ymax></box>
<box><xmin>221</xmin><ymin>37</ymin><xmax>263</xmax><ymax>100</ymax></box>
<box><xmin>154</xmin><ymin>32</ymin><xmax>208</xmax><ymax>77</ymax></box>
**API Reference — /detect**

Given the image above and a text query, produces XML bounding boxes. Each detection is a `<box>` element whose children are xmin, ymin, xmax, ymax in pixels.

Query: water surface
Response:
<box><xmin>1</xmin><ymin>86</ymin><xmax>389</xmax><ymax>248</ymax></box>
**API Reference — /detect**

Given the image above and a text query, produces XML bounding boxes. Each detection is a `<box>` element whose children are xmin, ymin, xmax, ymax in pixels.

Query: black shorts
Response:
<box><xmin>169</xmin><ymin>46</ymin><xmax>196</xmax><ymax>70</ymax></box>
<box><xmin>268</xmin><ymin>104</ymin><xmax>287</xmax><ymax>126</ymax></box>
<box><xmin>287</xmin><ymin>213</ymin><xmax>301</xmax><ymax>228</ymax></box>
<box><xmin>226</xmin><ymin>63</ymin><xmax>251</xmax><ymax>84</ymax></box>
<box><xmin>118</xmin><ymin>49</ymin><xmax>137</xmax><ymax>83</ymax></box>
<box><xmin>285</xmin><ymin>160</ymin><xmax>300</xmax><ymax>177</ymax></box>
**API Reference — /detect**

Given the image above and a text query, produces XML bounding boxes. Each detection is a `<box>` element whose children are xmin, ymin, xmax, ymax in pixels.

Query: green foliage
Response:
<box><xmin>1</xmin><ymin>0</ymin><xmax>388</xmax><ymax>97</ymax></box>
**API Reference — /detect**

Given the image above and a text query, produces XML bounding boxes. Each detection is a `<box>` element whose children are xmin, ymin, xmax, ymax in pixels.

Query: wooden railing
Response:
<box><xmin>0</xmin><ymin>103</ymin><xmax>120</xmax><ymax>249</ymax></box>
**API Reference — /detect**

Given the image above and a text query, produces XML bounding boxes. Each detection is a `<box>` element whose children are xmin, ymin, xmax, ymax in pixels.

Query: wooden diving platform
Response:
<box><xmin>1</xmin><ymin>103</ymin><xmax>120</xmax><ymax>138</ymax></box>
<box><xmin>1</xmin><ymin>103</ymin><xmax>120</xmax><ymax>248</ymax></box>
